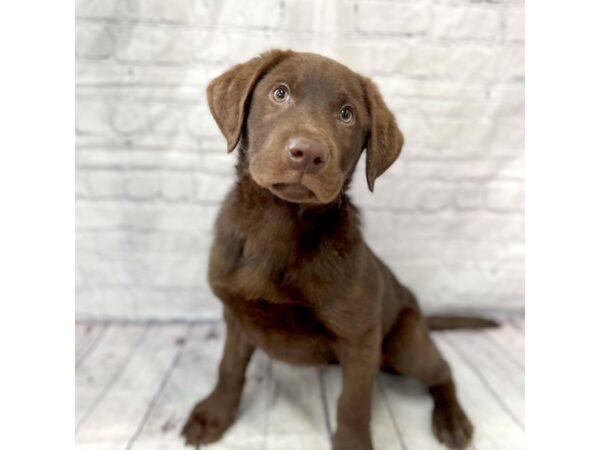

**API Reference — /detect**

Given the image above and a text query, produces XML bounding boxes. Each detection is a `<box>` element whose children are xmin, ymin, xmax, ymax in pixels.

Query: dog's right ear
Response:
<box><xmin>207</xmin><ymin>50</ymin><xmax>291</xmax><ymax>152</ymax></box>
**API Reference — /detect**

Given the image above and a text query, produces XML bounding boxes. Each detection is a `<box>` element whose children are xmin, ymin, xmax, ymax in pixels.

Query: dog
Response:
<box><xmin>181</xmin><ymin>50</ymin><xmax>497</xmax><ymax>450</ymax></box>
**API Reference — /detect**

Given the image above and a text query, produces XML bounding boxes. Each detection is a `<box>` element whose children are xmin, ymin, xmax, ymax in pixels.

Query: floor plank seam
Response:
<box><xmin>124</xmin><ymin>323</ymin><xmax>194</xmax><ymax>450</ymax></box>
<box><xmin>76</xmin><ymin>324</ymin><xmax>150</xmax><ymax>435</ymax></box>
<box><xmin>508</xmin><ymin>320</ymin><xmax>525</xmax><ymax>335</ymax></box>
<box><xmin>481</xmin><ymin>331</ymin><xmax>524</xmax><ymax>372</ymax></box>
<box><xmin>442</xmin><ymin>334</ymin><xmax>525</xmax><ymax>431</ymax></box>
<box><xmin>76</xmin><ymin>324</ymin><xmax>108</xmax><ymax>370</ymax></box>
<box><xmin>375</xmin><ymin>378</ymin><xmax>408</xmax><ymax>450</ymax></box>
<box><xmin>261</xmin><ymin>359</ymin><xmax>273</xmax><ymax>450</ymax></box>
<box><xmin>318</xmin><ymin>368</ymin><xmax>333</xmax><ymax>437</ymax></box>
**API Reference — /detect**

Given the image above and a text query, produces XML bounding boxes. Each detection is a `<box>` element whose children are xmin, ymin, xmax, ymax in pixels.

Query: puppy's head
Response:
<box><xmin>207</xmin><ymin>50</ymin><xmax>404</xmax><ymax>204</ymax></box>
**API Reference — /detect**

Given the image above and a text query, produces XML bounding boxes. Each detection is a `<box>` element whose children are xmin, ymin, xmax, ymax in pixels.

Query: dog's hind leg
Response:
<box><xmin>381</xmin><ymin>308</ymin><xmax>474</xmax><ymax>450</ymax></box>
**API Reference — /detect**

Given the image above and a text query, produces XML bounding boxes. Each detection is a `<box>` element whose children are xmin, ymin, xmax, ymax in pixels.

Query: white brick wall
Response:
<box><xmin>75</xmin><ymin>0</ymin><xmax>524</xmax><ymax>321</ymax></box>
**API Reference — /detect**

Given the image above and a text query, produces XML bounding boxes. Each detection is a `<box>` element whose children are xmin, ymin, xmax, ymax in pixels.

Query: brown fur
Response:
<box><xmin>181</xmin><ymin>50</ymin><xmax>496</xmax><ymax>450</ymax></box>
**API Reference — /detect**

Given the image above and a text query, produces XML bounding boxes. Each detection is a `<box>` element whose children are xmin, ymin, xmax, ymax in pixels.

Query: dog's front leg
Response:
<box><xmin>332</xmin><ymin>330</ymin><xmax>380</xmax><ymax>450</ymax></box>
<box><xmin>181</xmin><ymin>313</ymin><xmax>254</xmax><ymax>446</ymax></box>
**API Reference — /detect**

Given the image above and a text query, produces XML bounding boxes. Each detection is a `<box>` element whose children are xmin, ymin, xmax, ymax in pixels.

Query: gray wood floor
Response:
<box><xmin>75</xmin><ymin>318</ymin><xmax>524</xmax><ymax>450</ymax></box>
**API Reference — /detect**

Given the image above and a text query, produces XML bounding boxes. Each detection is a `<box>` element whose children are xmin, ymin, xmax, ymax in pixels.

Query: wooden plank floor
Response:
<box><xmin>76</xmin><ymin>318</ymin><xmax>524</xmax><ymax>450</ymax></box>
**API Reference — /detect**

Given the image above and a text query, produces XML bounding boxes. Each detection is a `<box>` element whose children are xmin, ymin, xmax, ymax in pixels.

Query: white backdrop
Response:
<box><xmin>75</xmin><ymin>0</ymin><xmax>524</xmax><ymax>321</ymax></box>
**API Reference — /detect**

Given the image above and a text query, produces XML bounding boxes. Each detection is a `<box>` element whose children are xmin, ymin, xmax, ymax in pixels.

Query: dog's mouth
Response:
<box><xmin>269</xmin><ymin>182</ymin><xmax>318</xmax><ymax>203</ymax></box>
<box><xmin>249</xmin><ymin>162</ymin><xmax>342</xmax><ymax>205</ymax></box>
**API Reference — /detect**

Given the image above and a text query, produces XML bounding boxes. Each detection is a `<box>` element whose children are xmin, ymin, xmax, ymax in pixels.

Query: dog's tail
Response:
<box><xmin>426</xmin><ymin>315</ymin><xmax>500</xmax><ymax>331</ymax></box>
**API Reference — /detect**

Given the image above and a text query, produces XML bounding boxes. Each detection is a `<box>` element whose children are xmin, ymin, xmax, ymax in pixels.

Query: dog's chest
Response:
<box><xmin>223</xmin><ymin>214</ymin><xmax>327</xmax><ymax>303</ymax></box>
<box><xmin>228</xmin><ymin>297</ymin><xmax>326</xmax><ymax>336</ymax></box>
<box><xmin>216</xmin><ymin>239</ymin><xmax>335</xmax><ymax>364</ymax></box>
<box><xmin>226</xmin><ymin>297</ymin><xmax>337</xmax><ymax>365</ymax></box>
<box><xmin>208</xmin><ymin>198</ymin><xmax>362</xmax><ymax>362</ymax></box>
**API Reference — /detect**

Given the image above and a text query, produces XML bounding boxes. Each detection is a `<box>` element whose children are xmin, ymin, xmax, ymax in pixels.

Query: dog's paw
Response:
<box><xmin>181</xmin><ymin>396</ymin><xmax>236</xmax><ymax>447</ymax></box>
<box><xmin>432</xmin><ymin>402</ymin><xmax>474</xmax><ymax>449</ymax></box>
<box><xmin>332</xmin><ymin>427</ymin><xmax>374</xmax><ymax>450</ymax></box>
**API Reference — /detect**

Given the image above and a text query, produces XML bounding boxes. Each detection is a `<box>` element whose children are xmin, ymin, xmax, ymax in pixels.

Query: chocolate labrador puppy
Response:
<box><xmin>181</xmin><ymin>50</ymin><xmax>496</xmax><ymax>450</ymax></box>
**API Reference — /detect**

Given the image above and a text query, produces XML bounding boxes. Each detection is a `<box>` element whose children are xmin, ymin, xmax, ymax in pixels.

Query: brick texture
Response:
<box><xmin>76</xmin><ymin>0</ymin><xmax>524</xmax><ymax>321</ymax></box>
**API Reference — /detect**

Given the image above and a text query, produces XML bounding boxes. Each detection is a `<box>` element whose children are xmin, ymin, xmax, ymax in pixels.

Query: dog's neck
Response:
<box><xmin>214</xmin><ymin>149</ymin><xmax>363</xmax><ymax>295</ymax></box>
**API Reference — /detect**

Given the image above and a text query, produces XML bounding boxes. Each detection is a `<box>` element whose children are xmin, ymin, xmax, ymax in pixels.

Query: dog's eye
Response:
<box><xmin>339</xmin><ymin>106</ymin><xmax>354</xmax><ymax>123</ymax></box>
<box><xmin>273</xmin><ymin>86</ymin><xmax>289</xmax><ymax>102</ymax></box>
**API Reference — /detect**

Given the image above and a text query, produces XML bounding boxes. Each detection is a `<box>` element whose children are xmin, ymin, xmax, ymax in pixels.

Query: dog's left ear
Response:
<box><xmin>207</xmin><ymin>49</ymin><xmax>291</xmax><ymax>152</ymax></box>
<box><xmin>361</xmin><ymin>77</ymin><xmax>404</xmax><ymax>192</ymax></box>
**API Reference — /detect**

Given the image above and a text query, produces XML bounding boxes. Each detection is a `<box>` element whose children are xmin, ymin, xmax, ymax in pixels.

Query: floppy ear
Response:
<box><xmin>361</xmin><ymin>77</ymin><xmax>404</xmax><ymax>192</ymax></box>
<box><xmin>207</xmin><ymin>50</ymin><xmax>291</xmax><ymax>152</ymax></box>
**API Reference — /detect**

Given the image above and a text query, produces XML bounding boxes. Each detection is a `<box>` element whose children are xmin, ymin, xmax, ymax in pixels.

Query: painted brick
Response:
<box><xmin>127</xmin><ymin>230</ymin><xmax>210</xmax><ymax>254</ymax></box>
<box><xmin>118</xmin><ymin>64</ymin><xmax>212</xmax><ymax>86</ymax></box>
<box><xmin>505</xmin><ymin>9</ymin><xmax>525</xmax><ymax>42</ymax></box>
<box><xmin>76</xmin><ymin>256</ymin><xmax>145</xmax><ymax>286</ymax></box>
<box><xmin>75</xmin><ymin>172</ymin><xmax>90</xmax><ymax>198</ymax></box>
<box><xmin>356</xmin><ymin>2</ymin><xmax>429</xmax><ymax>35</ymax></box>
<box><xmin>225</xmin><ymin>32</ymin><xmax>288</xmax><ymax>64</ymax></box>
<box><xmin>418</xmin><ymin>184</ymin><xmax>454</xmax><ymax>212</ymax></box>
<box><xmin>200</xmin><ymin>153</ymin><xmax>237</xmax><ymax>176</ymax></box>
<box><xmin>76</xmin><ymin>287</ymin><xmax>219</xmax><ymax>321</ymax></box>
<box><xmin>111</xmin><ymin>103</ymin><xmax>148</xmax><ymax>135</ymax></box>
<box><xmin>148</xmin><ymin>104</ymin><xmax>185</xmax><ymax>135</ymax></box>
<box><xmin>128</xmin><ymin>0</ymin><xmax>195</xmax><ymax>23</ymax></box>
<box><xmin>153</xmin><ymin>28</ymin><xmax>195</xmax><ymax>63</ymax></box>
<box><xmin>392</xmin><ymin>263</ymin><xmax>524</xmax><ymax>312</ymax></box>
<box><xmin>320</xmin><ymin>43</ymin><xmax>372</xmax><ymax>74</ymax></box>
<box><xmin>486</xmin><ymin>117</ymin><xmax>525</xmax><ymax>154</ymax></box>
<box><xmin>75</xmin><ymin>0</ymin><xmax>125</xmax><ymax>19</ymax></box>
<box><xmin>135</xmin><ymin>290</ymin><xmax>219</xmax><ymax>321</ymax></box>
<box><xmin>486</xmin><ymin>180</ymin><xmax>524</xmax><ymax>212</ymax></box>
<box><xmin>374</xmin><ymin>78</ymin><xmax>488</xmax><ymax>100</ymax></box>
<box><xmin>382</xmin><ymin>239</ymin><xmax>524</xmax><ymax>267</ymax></box>
<box><xmin>372</xmin><ymin>42</ymin><xmax>525</xmax><ymax>81</ymax></box>
<box><xmin>398</xmin><ymin>159</ymin><xmax>523</xmax><ymax>182</ymax></box>
<box><xmin>86</xmin><ymin>171</ymin><xmax>124</xmax><ymax>198</ymax></box>
<box><xmin>76</xmin><ymin>149</ymin><xmax>204</xmax><ymax>171</ymax></box>
<box><xmin>161</xmin><ymin>172</ymin><xmax>195</xmax><ymax>201</ymax></box>
<box><xmin>194</xmin><ymin>31</ymin><xmax>231</xmax><ymax>63</ymax></box>
<box><xmin>219</xmin><ymin>0</ymin><xmax>283</xmax><ymax>29</ymax></box>
<box><xmin>379</xmin><ymin>211</ymin><xmax>525</xmax><ymax>242</ymax></box>
<box><xmin>76</xmin><ymin>101</ymin><xmax>111</xmax><ymax>135</ymax></box>
<box><xmin>76</xmin><ymin>61</ymin><xmax>128</xmax><ymax>85</ymax></box>
<box><xmin>432</xmin><ymin>6</ymin><xmax>502</xmax><ymax>40</ymax></box>
<box><xmin>76</xmin><ymin>288</ymin><xmax>137</xmax><ymax>319</ymax></box>
<box><xmin>124</xmin><ymin>172</ymin><xmax>161</xmax><ymax>200</ymax></box>
<box><xmin>114</xmin><ymin>26</ymin><xmax>154</xmax><ymax>63</ymax></box>
<box><xmin>489</xmin><ymin>82</ymin><xmax>525</xmax><ymax>102</ymax></box>
<box><xmin>76</xmin><ymin>201</ymin><xmax>220</xmax><ymax>233</ymax></box>
<box><xmin>76</xmin><ymin>25</ymin><xmax>115</xmax><ymax>59</ymax></box>
<box><xmin>418</xmin><ymin>116</ymin><xmax>492</xmax><ymax>151</ymax></box>
<box><xmin>395</xmin><ymin>97</ymin><xmax>517</xmax><ymax>119</ymax></box>
<box><xmin>360</xmin><ymin>209</ymin><xmax>397</xmax><ymax>239</ymax></box>
<box><xmin>454</xmin><ymin>183</ymin><xmax>486</xmax><ymax>211</ymax></box>
<box><xmin>186</xmin><ymin>105</ymin><xmax>222</xmax><ymax>139</ymax></box>
<box><xmin>148</xmin><ymin>255</ymin><xmax>207</xmax><ymax>288</ymax></box>
<box><xmin>76</xmin><ymin>230</ymin><xmax>132</xmax><ymax>255</ymax></box>
<box><xmin>195</xmin><ymin>173</ymin><xmax>235</xmax><ymax>203</ymax></box>
<box><xmin>352</xmin><ymin>177</ymin><xmax>456</xmax><ymax>212</ymax></box>
<box><xmin>283</xmin><ymin>0</ymin><xmax>319</xmax><ymax>33</ymax></box>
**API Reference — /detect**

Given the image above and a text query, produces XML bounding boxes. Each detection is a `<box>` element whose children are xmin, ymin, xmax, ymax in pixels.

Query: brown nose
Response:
<box><xmin>286</xmin><ymin>137</ymin><xmax>327</xmax><ymax>174</ymax></box>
